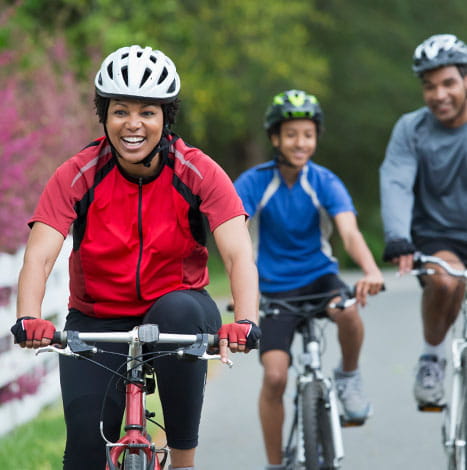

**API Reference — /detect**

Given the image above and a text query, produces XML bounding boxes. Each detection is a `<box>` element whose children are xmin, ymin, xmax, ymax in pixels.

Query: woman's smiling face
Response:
<box><xmin>106</xmin><ymin>99</ymin><xmax>164</xmax><ymax>172</ymax></box>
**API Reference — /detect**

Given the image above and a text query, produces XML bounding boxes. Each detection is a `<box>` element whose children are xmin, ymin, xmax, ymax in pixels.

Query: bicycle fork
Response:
<box><xmin>105</xmin><ymin>341</ymin><xmax>161</xmax><ymax>470</ymax></box>
<box><xmin>298</xmin><ymin>338</ymin><xmax>344</xmax><ymax>467</ymax></box>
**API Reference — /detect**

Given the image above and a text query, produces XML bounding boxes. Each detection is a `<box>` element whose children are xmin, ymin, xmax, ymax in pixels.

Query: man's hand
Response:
<box><xmin>383</xmin><ymin>238</ymin><xmax>415</xmax><ymax>261</ymax></box>
<box><xmin>383</xmin><ymin>239</ymin><xmax>415</xmax><ymax>274</ymax></box>
<box><xmin>11</xmin><ymin>316</ymin><xmax>56</xmax><ymax>349</ymax></box>
<box><xmin>217</xmin><ymin>320</ymin><xmax>261</xmax><ymax>363</ymax></box>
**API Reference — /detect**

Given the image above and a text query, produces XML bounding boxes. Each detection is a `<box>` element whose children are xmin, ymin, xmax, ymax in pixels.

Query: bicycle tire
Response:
<box><xmin>461</xmin><ymin>348</ymin><xmax>467</xmax><ymax>470</ymax></box>
<box><xmin>302</xmin><ymin>380</ymin><xmax>336</xmax><ymax>470</ymax></box>
<box><xmin>449</xmin><ymin>347</ymin><xmax>467</xmax><ymax>470</ymax></box>
<box><xmin>122</xmin><ymin>453</ymin><xmax>145</xmax><ymax>470</ymax></box>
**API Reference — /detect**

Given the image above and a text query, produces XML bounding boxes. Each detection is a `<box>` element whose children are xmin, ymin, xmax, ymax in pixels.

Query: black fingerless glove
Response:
<box><xmin>382</xmin><ymin>238</ymin><xmax>416</xmax><ymax>262</ymax></box>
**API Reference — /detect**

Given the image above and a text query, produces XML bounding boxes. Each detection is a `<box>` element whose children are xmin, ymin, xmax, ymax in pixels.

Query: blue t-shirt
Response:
<box><xmin>234</xmin><ymin>160</ymin><xmax>356</xmax><ymax>293</ymax></box>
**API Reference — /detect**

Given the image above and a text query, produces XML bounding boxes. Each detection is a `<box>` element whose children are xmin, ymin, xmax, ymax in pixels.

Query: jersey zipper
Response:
<box><xmin>136</xmin><ymin>177</ymin><xmax>144</xmax><ymax>300</ymax></box>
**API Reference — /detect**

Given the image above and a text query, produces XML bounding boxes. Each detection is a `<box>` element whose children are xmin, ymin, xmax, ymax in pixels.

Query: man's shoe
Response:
<box><xmin>333</xmin><ymin>368</ymin><xmax>371</xmax><ymax>423</ymax></box>
<box><xmin>413</xmin><ymin>354</ymin><xmax>446</xmax><ymax>408</ymax></box>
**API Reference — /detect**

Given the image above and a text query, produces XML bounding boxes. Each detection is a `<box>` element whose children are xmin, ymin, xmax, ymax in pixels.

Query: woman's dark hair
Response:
<box><xmin>94</xmin><ymin>92</ymin><xmax>180</xmax><ymax>127</ymax></box>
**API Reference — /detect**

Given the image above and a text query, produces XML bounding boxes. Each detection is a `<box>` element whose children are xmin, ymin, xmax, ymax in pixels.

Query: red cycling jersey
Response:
<box><xmin>30</xmin><ymin>136</ymin><xmax>246</xmax><ymax>318</ymax></box>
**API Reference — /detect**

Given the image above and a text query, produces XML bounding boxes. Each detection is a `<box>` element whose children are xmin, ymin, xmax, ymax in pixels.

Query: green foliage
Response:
<box><xmin>8</xmin><ymin>0</ymin><xmax>331</xmax><ymax>176</ymax></box>
<box><xmin>4</xmin><ymin>0</ymin><xmax>467</xmax><ymax>257</ymax></box>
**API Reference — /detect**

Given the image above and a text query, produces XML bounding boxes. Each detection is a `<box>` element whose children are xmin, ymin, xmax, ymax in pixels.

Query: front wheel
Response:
<box><xmin>122</xmin><ymin>453</ymin><xmax>145</xmax><ymax>470</ymax></box>
<box><xmin>301</xmin><ymin>380</ymin><xmax>337</xmax><ymax>470</ymax></box>
<box><xmin>461</xmin><ymin>348</ymin><xmax>467</xmax><ymax>470</ymax></box>
<box><xmin>448</xmin><ymin>347</ymin><xmax>467</xmax><ymax>470</ymax></box>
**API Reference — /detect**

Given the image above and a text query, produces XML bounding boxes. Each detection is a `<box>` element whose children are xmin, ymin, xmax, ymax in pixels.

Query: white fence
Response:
<box><xmin>0</xmin><ymin>238</ymin><xmax>71</xmax><ymax>437</ymax></box>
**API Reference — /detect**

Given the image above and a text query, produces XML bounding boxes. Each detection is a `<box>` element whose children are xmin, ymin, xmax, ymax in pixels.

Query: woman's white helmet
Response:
<box><xmin>412</xmin><ymin>34</ymin><xmax>467</xmax><ymax>75</ymax></box>
<box><xmin>95</xmin><ymin>45</ymin><xmax>180</xmax><ymax>102</ymax></box>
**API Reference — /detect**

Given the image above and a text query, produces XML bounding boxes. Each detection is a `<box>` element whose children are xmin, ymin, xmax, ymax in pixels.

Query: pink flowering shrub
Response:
<box><xmin>0</xmin><ymin>36</ymin><xmax>98</xmax><ymax>253</ymax></box>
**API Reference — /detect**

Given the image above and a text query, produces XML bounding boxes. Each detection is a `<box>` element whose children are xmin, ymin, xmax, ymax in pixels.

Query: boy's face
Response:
<box><xmin>422</xmin><ymin>65</ymin><xmax>467</xmax><ymax>127</ymax></box>
<box><xmin>271</xmin><ymin>119</ymin><xmax>318</xmax><ymax>168</ymax></box>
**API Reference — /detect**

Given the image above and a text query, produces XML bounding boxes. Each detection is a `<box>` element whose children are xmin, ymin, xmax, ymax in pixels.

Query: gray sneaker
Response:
<box><xmin>333</xmin><ymin>368</ymin><xmax>371</xmax><ymax>422</ymax></box>
<box><xmin>413</xmin><ymin>354</ymin><xmax>446</xmax><ymax>407</ymax></box>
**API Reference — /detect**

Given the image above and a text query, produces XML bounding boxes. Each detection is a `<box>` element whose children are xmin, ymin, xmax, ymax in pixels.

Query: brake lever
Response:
<box><xmin>35</xmin><ymin>345</ymin><xmax>81</xmax><ymax>358</ymax></box>
<box><xmin>328</xmin><ymin>298</ymin><xmax>357</xmax><ymax>309</ymax></box>
<box><xmin>175</xmin><ymin>349</ymin><xmax>233</xmax><ymax>368</ymax></box>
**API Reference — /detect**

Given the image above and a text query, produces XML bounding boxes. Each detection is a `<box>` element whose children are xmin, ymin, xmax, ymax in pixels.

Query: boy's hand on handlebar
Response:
<box><xmin>354</xmin><ymin>273</ymin><xmax>385</xmax><ymax>307</ymax></box>
<box><xmin>11</xmin><ymin>316</ymin><xmax>56</xmax><ymax>349</ymax></box>
<box><xmin>217</xmin><ymin>320</ymin><xmax>261</xmax><ymax>362</ymax></box>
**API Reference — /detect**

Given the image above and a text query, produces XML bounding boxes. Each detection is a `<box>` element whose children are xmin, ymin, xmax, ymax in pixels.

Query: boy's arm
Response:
<box><xmin>334</xmin><ymin>211</ymin><xmax>384</xmax><ymax>306</ymax></box>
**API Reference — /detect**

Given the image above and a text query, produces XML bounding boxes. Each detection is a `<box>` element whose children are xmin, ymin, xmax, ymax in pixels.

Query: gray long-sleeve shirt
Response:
<box><xmin>380</xmin><ymin>106</ymin><xmax>467</xmax><ymax>243</ymax></box>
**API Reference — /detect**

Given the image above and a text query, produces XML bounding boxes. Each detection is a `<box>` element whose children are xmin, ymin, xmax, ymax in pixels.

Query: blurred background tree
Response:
<box><xmin>2</xmin><ymin>0</ymin><xmax>467</xmax><ymax>263</ymax></box>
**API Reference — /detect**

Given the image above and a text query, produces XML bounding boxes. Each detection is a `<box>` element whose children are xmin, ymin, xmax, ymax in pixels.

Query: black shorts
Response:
<box><xmin>259</xmin><ymin>273</ymin><xmax>349</xmax><ymax>359</ymax></box>
<box><xmin>59</xmin><ymin>289</ymin><xmax>221</xmax><ymax>470</ymax></box>
<box><xmin>413</xmin><ymin>235</ymin><xmax>467</xmax><ymax>266</ymax></box>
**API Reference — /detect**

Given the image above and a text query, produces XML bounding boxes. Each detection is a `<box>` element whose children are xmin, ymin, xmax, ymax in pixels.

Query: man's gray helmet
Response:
<box><xmin>95</xmin><ymin>45</ymin><xmax>180</xmax><ymax>102</ymax></box>
<box><xmin>412</xmin><ymin>34</ymin><xmax>467</xmax><ymax>75</ymax></box>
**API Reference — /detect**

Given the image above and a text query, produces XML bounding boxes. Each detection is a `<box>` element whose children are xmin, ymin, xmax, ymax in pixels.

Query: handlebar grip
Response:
<box><xmin>209</xmin><ymin>334</ymin><xmax>219</xmax><ymax>347</ymax></box>
<box><xmin>52</xmin><ymin>331</ymin><xmax>66</xmax><ymax>346</ymax></box>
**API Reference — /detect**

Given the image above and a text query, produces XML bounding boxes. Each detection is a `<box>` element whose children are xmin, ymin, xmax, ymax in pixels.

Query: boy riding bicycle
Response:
<box><xmin>380</xmin><ymin>34</ymin><xmax>467</xmax><ymax>410</ymax></box>
<box><xmin>234</xmin><ymin>90</ymin><xmax>384</xmax><ymax>469</ymax></box>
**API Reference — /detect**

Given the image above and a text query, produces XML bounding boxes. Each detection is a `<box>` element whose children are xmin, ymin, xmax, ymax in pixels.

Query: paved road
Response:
<box><xmin>196</xmin><ymin>270</ymin><xmax>454</xmax><ymax>470</ymax></box>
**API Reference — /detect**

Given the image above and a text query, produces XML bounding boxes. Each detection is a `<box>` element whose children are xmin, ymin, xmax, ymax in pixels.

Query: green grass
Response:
<box><xmin>0</xmin><ymin>402</ymin><xmax>65</xmax><ymax>469</ymax></box>
<box><xmin>0</xmin><ymin>258</ymin><xmax>231</xmax><ymax>468</ymax></box>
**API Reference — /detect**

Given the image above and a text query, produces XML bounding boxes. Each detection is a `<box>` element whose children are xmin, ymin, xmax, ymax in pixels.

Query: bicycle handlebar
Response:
<box><xmin>260</xmin><ymin>288</ymin><xmax>356</xmax><ymax>318</ymax></box>
<box><xmin>51</xmin><ymin>324</ymin><xmax>219</xmax><ymax>348</ymax></box>
<box><xmin>37</xmin><ymin>324</ymin><xmax>229</xmax><ymax>365</ymax></box>
<box><xmin>412</xmin><ymin>252</ymin><xmax>467</xmax><ymax>280</ymax></box>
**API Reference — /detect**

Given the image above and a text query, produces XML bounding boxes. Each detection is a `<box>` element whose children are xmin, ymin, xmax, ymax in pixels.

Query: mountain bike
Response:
<box><xmin>410</xmin><ymin>252</ymin><xmax>467</xmax><ymax>470</ymax></box>
<box><xmin>260</xmin><ymin>288</ymin><xmax>362</xmax><ymax>470</ymax></box>
<box><xmin>36</xmin><ymin>323</ymin><xmax>229</xmax><ymax>470</ymax></box>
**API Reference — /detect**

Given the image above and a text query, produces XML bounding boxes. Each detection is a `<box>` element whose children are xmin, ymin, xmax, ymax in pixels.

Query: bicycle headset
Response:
<box><xmin>94</xmin><ymin>45</ymin><xmax>181</xmax><ymax>168</ymax></box>
<box><xmin>263</xmin><ymin>89</ymin><xmax>324</xmax><ymax>168</ymax></box>
<box><xmin>412</xmin><ymin>34</ymin><xmax>467</xmax><ymax>75</ymax></box>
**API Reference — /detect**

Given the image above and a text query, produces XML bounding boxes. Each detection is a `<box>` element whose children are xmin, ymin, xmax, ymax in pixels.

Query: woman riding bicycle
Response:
<box><xmin>234</xmin><ymin>89</ymin><xmax>384</xmax><ymax>469</ymax></box>
<box><xmin>11</xmin><ymin>45</ymin><xmax>260</xmax><ymax>470</ymax></box>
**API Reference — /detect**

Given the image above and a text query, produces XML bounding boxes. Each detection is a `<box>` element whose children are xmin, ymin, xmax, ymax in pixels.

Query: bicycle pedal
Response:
<box><xmin>340</xmin><ymin>415</ymin><xmax>365</xmax><ymax>427</ymax></box>
<box><xmin>417</xmin><ymin>402</ymin><xmax>446</xmax><ymax>412</ymax></box>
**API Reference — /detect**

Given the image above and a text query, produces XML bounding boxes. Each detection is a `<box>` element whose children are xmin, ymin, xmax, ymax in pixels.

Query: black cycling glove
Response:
<box><xmin>382</xmin><ymin>238</ymin><xmax>416</xmax><ymax>262</ymax></box>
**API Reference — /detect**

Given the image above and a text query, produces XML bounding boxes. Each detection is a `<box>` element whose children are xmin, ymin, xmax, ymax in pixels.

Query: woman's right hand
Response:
<box><xmin>11</xmin><ymin>317</ymin><xmax>56</xmax><ymax>348</ymax></box>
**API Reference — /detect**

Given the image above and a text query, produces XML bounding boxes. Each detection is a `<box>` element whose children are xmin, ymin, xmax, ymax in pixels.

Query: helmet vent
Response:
<box><xmin>140</xmin><ymin>68</ymin><xmax>152</xmax><ymax>86</ymax></box>
<box><xmin>107</xmin><ymin>63</ymin><xmax>113</xmax><ymax>79</ymax></box>
<box><xmin>122</xmin><ymin>66</ymin><xmax>128</xmax><ymax>86</ymax></box>
<box><xmin>167</xmin><ymin>79</ymin><xmax>176</xmax><ymax>93</ymax></box>
<box><xmin>158</xmin><ymin>67</ymin><xmax>168</xmax><ymax>85</ymax></box>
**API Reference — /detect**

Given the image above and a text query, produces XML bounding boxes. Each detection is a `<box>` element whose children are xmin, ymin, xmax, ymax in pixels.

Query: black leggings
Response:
<box><xmin>59</xmin><ymin>289</ymin><xmax>221</xmax><ymax>470</ymax></box>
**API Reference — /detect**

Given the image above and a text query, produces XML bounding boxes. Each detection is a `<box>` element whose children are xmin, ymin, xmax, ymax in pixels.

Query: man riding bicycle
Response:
<box><xmin>234</xmin><ymin>90</ymin><xmax>384</xmax><ymax>469</ymax></box>
<box><xmin>380</xmin><ymin>34</ymin><xmax>467</xmax><ymax>409</ymax></box>
<box><xmin>10</xmin><ymin>45</ymin><xmax>260</xmax><ymax>470</ymax></box>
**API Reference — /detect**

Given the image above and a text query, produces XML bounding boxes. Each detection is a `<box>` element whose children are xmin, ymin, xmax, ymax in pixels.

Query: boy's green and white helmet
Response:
<box><xmin>264</xmin><ymin>89</ymin><xmax>324</xmax><ymax>135</ymax></box>
<box><xmin>412</xmin><ymin>34</ymin><xmax>467</xmax><ymax>75</ymax></box>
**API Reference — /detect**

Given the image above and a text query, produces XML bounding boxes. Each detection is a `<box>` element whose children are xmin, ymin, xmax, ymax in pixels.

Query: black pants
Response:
<box><xmin>59</xmin><ymin>289</ymin><xmax>221</xmax><ymax>470</ymax></box>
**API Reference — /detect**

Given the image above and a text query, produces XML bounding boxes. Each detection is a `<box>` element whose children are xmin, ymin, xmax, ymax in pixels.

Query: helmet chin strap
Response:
<box><xmin>138</xmin><ymin>128</ymin><xmax>171</xmax><ymax>167</ymax></box>
<box><xmin>274</xmin><ymin>151</ymin><xmax>298</xmax><ymax>169</ymax></box>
